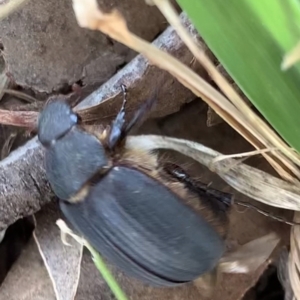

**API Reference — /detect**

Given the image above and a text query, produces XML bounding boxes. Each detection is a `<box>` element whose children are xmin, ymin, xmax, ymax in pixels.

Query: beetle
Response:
<box><xmin>37</xmin><ymin>86</ymin><xmax>232</xmax><ymax>287</ymax></box>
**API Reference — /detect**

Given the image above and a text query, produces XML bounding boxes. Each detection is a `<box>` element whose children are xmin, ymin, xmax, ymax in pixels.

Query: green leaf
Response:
<box><xmin>176</xmin><ymin>0</ymin><xmax>300</xmax><ymax>152</ymax></box>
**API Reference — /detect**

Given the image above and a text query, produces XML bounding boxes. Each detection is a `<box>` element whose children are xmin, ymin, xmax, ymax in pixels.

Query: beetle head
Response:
<box><xmin>38</xmin><ymin>101</ymin><xmax>78</xmax><ymax>146</ymax></box>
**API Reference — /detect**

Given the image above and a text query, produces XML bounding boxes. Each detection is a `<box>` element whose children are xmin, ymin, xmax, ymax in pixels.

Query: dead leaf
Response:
<box><xmin>33</xmin><ymin>202</ymin><xmax>83</xmax><ymax>300</ymax></box>
<box><xmin>219</xmin><ymin>232</ymin><xmax>280</xmax><ymax>274</ymax></box>
<box><xmin>125</xmin><ymin>135</ymin><xmax>300</xmax><ymax>210</ymax></box>
<box><xmin>0</xmin><ymin>237</ymin><xmax>56</xmax><ymax>300</ymax></box>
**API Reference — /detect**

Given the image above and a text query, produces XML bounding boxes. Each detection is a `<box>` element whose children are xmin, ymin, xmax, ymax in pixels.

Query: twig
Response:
<box><xmin>0</xmin><ymin>109</ymin><xmax>38</xmax><ymax>127</ymax></box>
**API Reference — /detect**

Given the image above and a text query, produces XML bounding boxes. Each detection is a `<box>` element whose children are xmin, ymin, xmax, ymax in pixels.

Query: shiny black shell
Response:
<box><xmin>60</xmin><ymin>166</ymin><xmax>225</xmax><ymax>286</ymax></box>
<box><xmin>38</xmin><ymin>100</ymin><xmax>226</xmax><ymax>286</ymax></box>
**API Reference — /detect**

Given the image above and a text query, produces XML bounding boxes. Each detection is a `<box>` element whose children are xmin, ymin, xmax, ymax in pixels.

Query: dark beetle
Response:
<box><xmin>37</xmin><ymin>88</ymin><xmax>231</xmax><ymax>287</ymax></box>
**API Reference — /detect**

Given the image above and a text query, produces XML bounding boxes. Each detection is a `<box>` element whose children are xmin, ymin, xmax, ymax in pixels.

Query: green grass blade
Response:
<box><xmin>86</xmin><ymin>243</ymin><xmax>129</xmax><ymax>300</ymax></box>
<box><xmin>176</xmin><ymin>0</ymin><xmax>300</xmax><ymax>152</ymax></box>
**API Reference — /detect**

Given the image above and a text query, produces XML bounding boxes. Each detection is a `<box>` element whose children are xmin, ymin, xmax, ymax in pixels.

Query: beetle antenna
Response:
<box><xmin>164</xmin><ymin>163</ymin><xmax>300</xmax><ymax>226</ymax></box>
<box><xmin>108</xmin><ymin>84</ymin><xmax>128</xmax><ymax>149</ymax></box>
<box><xmin>234</xmin><ymin>200</ymin><xmax>300</xmax><ymax>226</ymax></box>
<box><xmin>124</xmin><ymin>89</ymin><xmax>157</xmax><ymax>134</ymax></box>
<box><xmin>120</xmin><ymin>84</ymin><xmax>127</xmax><ymax>111</ymax></box>
<box><xmin>163</xmin><ymin>162</ymin><xmax>232</xmax><ymax>213</ymax></box>
<box><xmin>108</xmin><ymin>85</ymin><xmax>157</xmax><ymax>150</ymax></box>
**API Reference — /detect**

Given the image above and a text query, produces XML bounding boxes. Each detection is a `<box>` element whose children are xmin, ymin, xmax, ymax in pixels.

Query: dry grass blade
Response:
<box><xmin>70</xmin><ymin>1</ymin><xmax>300</xmax><ymax>298</ymax></box>
<box><xmin>277</xmin><ymin>248</ymin><xmax>295</xmax><ymax>300</ymax></box>
<box><xmin>210</xmin><ymin>148</ymin><xmax>278</xmax><ymax>165</ymax></box>
<box><xmin>0</xmin><ymin>0</ymin><xmax>30</xmax><ymax>20</ymax></box>
<box><xmin>0</xmin><ymin>73</ymin><xmax>9</xmax><ymax>101</ymax></box>
<box><xmin>71</xmin><ymin>0</ymin><xmax>300</xmax><ymax>183</ymax></box>
<box><xmin>282</xmin><ymin>41</ymin><xmax>300</xmax><ymax>71</ymax></box>
<box><xmin>150</xmin><ymin>2</ymin><xmax>300</xmax><ymax>299</ymax></box>
<box><xmin>1</xmin><ymin>132</ymin><xmax>17</xmax><ymax>159</ymax></box>
<box><xmin>289</xmin><ymin>213</ymin><xmax>300</xmax><ymax>300</ymax></box>
<box><xmin>126</xmin><ymin>135</ymin><xmax>300</xmax><ymax>210</ymax></box>
<box><xmin>152</xmin><ymin>0</ymin><xmax>300</xmax><ymax>178</ymax></box>
<box><xmin>3</xmin><ymin>89</ymin><xmax>38</xmax><ymax>103</ymax></box>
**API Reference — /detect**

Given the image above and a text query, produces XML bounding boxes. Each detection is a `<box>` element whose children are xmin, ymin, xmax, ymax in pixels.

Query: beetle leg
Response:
<box><xmin>163</xmin><ymin>163</ymin><xmax>231</xmax><ymax>239</ymax></box>
<box><xmin>163</xmin><ymin>162</ymin><xmax>233</xmax><ymax>213</ymax></box>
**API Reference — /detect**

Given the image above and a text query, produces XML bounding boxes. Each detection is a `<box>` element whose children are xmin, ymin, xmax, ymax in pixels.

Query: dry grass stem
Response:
<box><xmin>71</xmin><ymin>1</ymin><xmax>300</xmax><ymax>298</ymax></box>
<box><xmin>0</xmin><ymin>73</ymin><xmax>9</xmax><ymax>101</ymax></box>
<box><xmin>126</xmin><ymin>135</ymin><xmax>300</xmax><ymax>210</ymax></box>
<box><xmin>71</xmin><ymin>0</ymin><xmax>300</xmax><ymax>183</ymax></box>
<box><xmin>282</xmin><ymin>41</ymin><xmax>300</xmax><ymax>70</ymax></box>
<box><xmin>3</xmin><ymin>89</ymin><xmax>38</xmax><ymax>103</ymax></box>
<box><xmin>152</xmin><ymin>0</ymin><xmax>300</xmax><ymax>180</ymax></box>
<box><xmin>210</xmin><ymin>147</ymin><xmax>278</xmax><ymax>165</ymax></box>
<box><xmin>0</xmin><ymin>0</ymin><xmax>30</xmax><ymax>21</ymax></box>
<box><xmin>289</xmin><ymin>213</ymin><xmax>300</xmax><ymax>299</ymax></box>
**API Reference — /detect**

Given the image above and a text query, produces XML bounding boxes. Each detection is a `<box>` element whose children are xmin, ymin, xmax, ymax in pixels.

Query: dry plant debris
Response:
<box><xmin>0</xmin><ymin>99</ymin><xmax>290</xmax><ymax>299</ymax></box>
<box><xmin>33</xmin><ymin>203</ymin><xmax>83</xmax><ymax>300</ymax></box>
<box><xmin>0</xmin><ymin>0</ymin><xmax>29</xmax><ymax>21</ymax></box>
<box><xmin>72</xmin><ymin>0</ymin><xmax>300</xmax><ymax>184</ymax></box>
<box><xmin>0</xmin><ymin>0</ymin><xmax>298</xmax><ymax>299</ymax></box>
<box><xmin>0</xmin><ymin>237</ymin><xmax>56</xmax><ymax>300</ymax></box>
<box><xmin>0</xmin><ymin>12</ymin><xmax>204</xmax><ymax>231</ymax></box>
<box><xmin>282</xmin><ymin>41</ymin><xmax>300</xmax><ymax>71</ymax></box>
<box><xmin>70</xmin><ymin>0</ymin><xmax>300</xmax><ymax>298</ymax></box>
<box><xmin>0</xmin><ymin>203</ymin><xmax>82</xmax><ymax>300</ymax></box>
<box><xmin>126</xmin><ymin>135</ymin><xmax>300</xmax><ymax>210</ymax></box>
